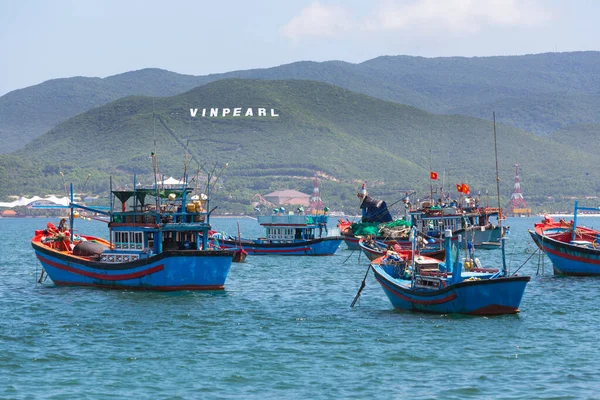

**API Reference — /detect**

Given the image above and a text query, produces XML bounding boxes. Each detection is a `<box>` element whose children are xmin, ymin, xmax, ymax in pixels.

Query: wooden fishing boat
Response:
<box><xmin>529</xmin><ymin>201</ymin><xmax>600</xmax><ymax>276</ymax></box>
<box><xmin>358</xmin><ymin>237</ymin><xmax>445</xmax><ymax>262</ymax></box>
<box><xmin>354</xmin><ymin>113</ymin><xmax>529</xmax><ymax>314</ymax></box>
<box><xmin>232</xmin><ymin>248</ymin><xmax>248</xmax><ymax>263</ymax></box>
<box><xmin>340</xmin><ymin>186</ymin><xmax>502</xmax><ymax>250</ymax></box>
<box><xmin>337</xmin><ymin>189</ymin><xmax>397</xmax><ymax>250</ymax></box>
<box><xmin>370</xmin><ymin>229</ymin><xmax>530</xmax><ymax>315</ymax></box>
<box><xmin>230</xmin><ymin>222</ymin><xmax>248</xmax><ymax>263</ymax></box>
<box><xmin>410</xmin><ymin>204</ymin><xmax>503</xmax><ymax>249</ymax></box>
<box><xmin>32</xmin><ymin>179</ymin><xmax>234</xmax><ymax>290</ymax></box>
<box><xmin>214</xmin><ymin>213</ymin><xmax>343</xmax><ymax>256</ymax></box>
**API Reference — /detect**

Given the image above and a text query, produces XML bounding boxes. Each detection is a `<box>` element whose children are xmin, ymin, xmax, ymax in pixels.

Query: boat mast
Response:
<box><xmin>109</xmin><ymin>176</ymin><xmax>113</xmax><ymax>249</ymax></box>
<box><xmin>69</xmin><ymin>183</ymin><xmax>75</xmax><ymax>236</ymax></box>
<box><xmin>493</xmin><ymin>112</ymin><xmax>507</xmax><ymax>276</ymax></box>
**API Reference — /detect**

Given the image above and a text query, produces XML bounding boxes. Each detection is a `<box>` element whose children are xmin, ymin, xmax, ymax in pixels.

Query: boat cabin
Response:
<box><xmin>99</xmin><ymin>187</ymin><xmax>212</xmax><ymax>262</ymax></box>
<box><xmin>256</xmin><ymin>214</ymin><xmax>329</xmax><ymax>243</ymax></box>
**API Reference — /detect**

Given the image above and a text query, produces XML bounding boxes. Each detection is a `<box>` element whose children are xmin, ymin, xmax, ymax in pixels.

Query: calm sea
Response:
<box><xmin>1</xmin><ymin>215</ymin><xmax>600</xmax><ymax>399</ymax></box>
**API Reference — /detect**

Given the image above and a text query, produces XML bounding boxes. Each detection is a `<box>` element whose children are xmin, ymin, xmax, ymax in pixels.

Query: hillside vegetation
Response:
<box><xmin>2</xmin><ymin>52</ymin><xmax>600</xmax><ymax>153</ymax></box>
<box><xmin>2</xmin><ymin>79</ymin><xmax>598</xmax><ymax>214</ymax></box>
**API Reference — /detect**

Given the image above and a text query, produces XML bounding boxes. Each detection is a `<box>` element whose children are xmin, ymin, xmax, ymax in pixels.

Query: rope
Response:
<box><xmin>512</xmin><ymin>248</ymin><xmax>539</xmax><ymax>276</ymax></box>
<box><xmin>342</xmin><ymin>250</ymin><xmax>355</xmax><ymax>264</ymax></box>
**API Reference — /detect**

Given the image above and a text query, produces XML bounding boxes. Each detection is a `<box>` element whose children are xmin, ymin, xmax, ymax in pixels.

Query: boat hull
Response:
<box><xmin>472</xmin><ymin>226</ymin><xmax>502</xmax><ymax>248</ymax></box>
<box><xmin>342</xmin><ymin>234</ymin><xmax>362</xmax><ymax>250</ymax></box>
<box><xmin>529</xmin><ymin>230</ymin><xmax>600</xmax><ymax>276</ymax></box>
<box><xmin>218</xmin><ymin>236</ymin><xmax>343</xmax><ymax>256</ymax></box>
<box><xmin>33</xmin><ymin>241</ymin><xmax>234</xmax><ymax>290</ymax></box>
<box><xmin>371</xmin><ymin>264</ymin><xmax>529</xmax><ymax>315</ymax></box>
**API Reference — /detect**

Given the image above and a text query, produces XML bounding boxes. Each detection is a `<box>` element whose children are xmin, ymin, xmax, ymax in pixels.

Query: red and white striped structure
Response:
<box><xmin>505</xmin><ymin>164</ymin><xmax>531</xmax><ymax>217</ymax></box>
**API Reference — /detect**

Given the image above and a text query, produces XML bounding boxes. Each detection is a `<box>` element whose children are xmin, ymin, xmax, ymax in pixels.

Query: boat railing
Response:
<box><xmin>257</xmin><ymin>214</ymin><xmax>329</xmax><ymax>225</ymax></box>
<box><xmin>111</xmin><ymin>209</ymin><xmax>208</xmax><ymax>225</ymax></box>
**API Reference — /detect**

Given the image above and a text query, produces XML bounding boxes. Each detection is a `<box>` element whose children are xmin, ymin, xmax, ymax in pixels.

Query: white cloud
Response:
<box><xmin>282</xmin><ymin>0</ymin><xmax>554</xmax><ymax>40</ymax></box>
<box><xmin>365</xmin><ymin>0</ymin><xmax>553</xmax><ymax>34</ymax></box>
<box><xmin>281</xmin><ymin>1</ymin><xmax>353</xmax><ymax>41</ymax></box>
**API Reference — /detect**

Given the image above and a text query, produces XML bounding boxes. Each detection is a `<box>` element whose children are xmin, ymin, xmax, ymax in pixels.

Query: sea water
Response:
<box><xmin>1</xmin><ymin>215</ymin><xmax>599</xmax><ymax>399</ymax></box>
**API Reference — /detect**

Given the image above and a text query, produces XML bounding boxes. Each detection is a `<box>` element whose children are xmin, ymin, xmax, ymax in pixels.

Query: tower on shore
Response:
<box><xmin>505</xmin><ymin>164</ymin><xmax>531</xmax><ymax>217</ymax></box>
<box><xmin>307</xmin><ymin>178</ymin><xmax>325</xmax><ymax>214</ymax></box>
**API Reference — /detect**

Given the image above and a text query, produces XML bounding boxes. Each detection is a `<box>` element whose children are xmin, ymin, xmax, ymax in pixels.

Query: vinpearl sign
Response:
<box><xmin>190</xmin><ymin>108</ymin><xmax>279</xmax><ymax>117</ymax></box>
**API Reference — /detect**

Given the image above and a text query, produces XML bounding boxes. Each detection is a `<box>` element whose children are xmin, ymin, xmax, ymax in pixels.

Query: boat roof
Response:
<box><xmin>112</xmin><ymin>188</ymin><xmax>193</xmax><ymax>204</ymax></box>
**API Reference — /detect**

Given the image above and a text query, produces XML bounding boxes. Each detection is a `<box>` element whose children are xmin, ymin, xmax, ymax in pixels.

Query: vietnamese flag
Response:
<box><xmin>430</xmin><ymin>171</ymin><xmax>438</xmax><ymax>180</ymax></box>
<box><xmin>456</xmin><ymin>183</ymin><xmax>463</xmax><ymax>192</ymax></box>
<box><xmin>463</xmin><ymin>184</ymin><xmax>470</xmax><ymax>195</ymax></box>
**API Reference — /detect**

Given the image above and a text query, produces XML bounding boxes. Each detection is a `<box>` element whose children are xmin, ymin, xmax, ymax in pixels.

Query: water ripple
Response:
<box><xmin>1</xmin><ymin>217</ymin><xmax>600</xmax><ymax>398</ymax></box>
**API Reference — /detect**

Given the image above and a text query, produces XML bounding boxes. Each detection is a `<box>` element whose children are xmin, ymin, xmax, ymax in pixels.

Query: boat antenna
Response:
<box><xmin>204</xmin><ymin>162</ymin><xmax>220</xmax><ymax>195</ymax></box>
<box><xmin>81</xmin><ymin>173</ymin><xmax>91</xmax><ymax>193</ymax></box>
<box><xmin>429</xmin><ymin>148</ymin><xmax>434</xmax><ymax>202</ymax></box>
<box><xmin>183</xmin><ymin>139</ymin><xmax>189</xmax><ymax>182</ymax></box>
<box><xmin>59</xmin><ymin>171</ymin><xmax>68</xmax><ymax>198</ymax></box>
<box><xmin>193</xmin><ymin>161</ymin><xmax>207</xmax><ymax>195</ymax></box>
<box><xmin>211</xmin><ymin>163</ymin><xmax>229</xmax><ymax>194</ymax></box>
<box><xmin>493</xmin><ymin>112</ymin><xmax>507</xmax><ymax>276</ymax></box>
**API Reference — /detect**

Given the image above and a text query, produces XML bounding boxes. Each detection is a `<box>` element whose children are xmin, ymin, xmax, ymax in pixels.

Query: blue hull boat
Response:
<box><xmin>217</xmin><ymin>236</ymin><xmax>342</xmax><ymax>256</ymax></box>
<box><xmin>32</xmin><ymin>243</ymin><xmax>233</xmax><ymax>290</ymax></box>
<box><xmin>371</xmin><ymin>264</ymin><xmax>529</xmax><ymax>315</ymax></box>
<box><xmin>213</xmin><ymin>213</ymin><xmax>342</xmax><ymax>256</ymax></box>
<box><xmin>369</xmin><ymin>228</ymin><xmax>530</xmax><ymax>315</ymax></box>
<box><xmin>32</xmin><ymin>174</ymin><xmax>234</xmax><ymax>290</ymax></box>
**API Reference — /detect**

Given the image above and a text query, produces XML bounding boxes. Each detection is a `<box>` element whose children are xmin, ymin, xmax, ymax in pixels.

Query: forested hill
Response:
<box><xmin>0</xmin><ymin>69</ymin><xmax>205</xmax><ymax>153</ymax></box>
<box><xmin>1</xmin><ymin>79</ymin><xmax>598</xmax><ymax>213</ymax></box>
<box><xmin>2</xmin><ymin>51</ymin><xmax>600</xmax><ymax>153</ymax></box>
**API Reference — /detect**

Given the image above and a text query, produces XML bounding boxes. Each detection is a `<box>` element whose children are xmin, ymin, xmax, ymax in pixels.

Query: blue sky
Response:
<box><xmin>0</xmin><ymin>0</ymin><xmax>597</xmax><ymax>95</ymax></box>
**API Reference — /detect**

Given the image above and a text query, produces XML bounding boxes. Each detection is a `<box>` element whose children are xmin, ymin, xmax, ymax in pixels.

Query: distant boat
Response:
<box><xmin>339</xmin><ymin>186</ymin><xmax>503</xmax><ymax>250</ymax></box>
<box><xmin>32</xmin><ymin>178</ymin><xmax>234</xmax><ymax>290</ymax></box>
<box><xmin>214</xmin><ymin>211</ymin><xmax>343</xmax><ymax>256</ymax></box>
<box><xmin>338</xmin><ymin>189</ymin><xmax>415</xmax><ymax>250</ymax></box>
<box><xmin>410</xmin><ymin>204</ymin><xmax>504</xmax><ymax>249</ymax></box>
<box><xmin>231</xmin><ymin>221</ymin><xmax>248</xmax><ymax>263</ymax></box>
<box><xmin>529</xmin><ymin>200</ymin><xmax>600</xmax><ymax>276</ymax></box>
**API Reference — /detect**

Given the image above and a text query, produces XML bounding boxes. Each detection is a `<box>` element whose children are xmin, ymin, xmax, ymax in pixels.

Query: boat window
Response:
<box><xmin>147</xmin><ymin>232</ymin><xmax>154</xmax><ymax>249</ymax></box>
<box><xmin>134</xmin><ymin>232</ymin><xmax>143</xmax><ymax>249</ymax></box>
<box><xmin>114</xmin><ymin>231</ymin><xmax>145</xmax><ymax>250</ymax></box>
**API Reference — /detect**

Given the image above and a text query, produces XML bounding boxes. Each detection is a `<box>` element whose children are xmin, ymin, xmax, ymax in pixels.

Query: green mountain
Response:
<box><xmin>2</xmin><ymin>79</ymin><xmax>598</xmax><ymax>214</ymax></box>
<box><xmin>3</xmin><ymin>52</ymin><xmax>600</xmax><ymax>153</ymax></box>
<box><xmin>546</xmin><ymin>123</ymin><xmax>600</xmax><ymax>154</ymax></box>
<box><xmin>0</xmin><ymin>69</ymin><xmax>205</xmax><ymax>153</ymax></box>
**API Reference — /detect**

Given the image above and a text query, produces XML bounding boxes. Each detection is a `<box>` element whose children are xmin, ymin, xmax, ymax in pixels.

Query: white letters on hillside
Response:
<box><xmin>189</xmin><ymin>108</ymin><xmax>280</xmax><ymax>118</ymax></box>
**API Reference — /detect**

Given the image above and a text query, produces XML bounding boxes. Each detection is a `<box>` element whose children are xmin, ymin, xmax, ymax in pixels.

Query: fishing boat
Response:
<box><xmin>214</xmin><ymin>211</ymin><xmax>343</xmax><ymax>256</ymax></box>
<box><xmin>338</xmin><ymin>187</ymin><xmax>415</xmax><ymax>250</ymax></box>
<box><xmin>529</xmin><ymin>201</ymin><xmax>600</xmax><ymax>276</ymax></box>
<box><xmin>353</xmin><ymin>112</ymin><xmax>530</xmax><ymax>314</ymax></box>
<box><xmin>369</xmin><ymin>228</ymin><xmax>530</xmax><ymax>315</ymax></box>
<box><xmin>231</xmin><ymin>222</ymin><xmax>248</xmax><ymax>262</ymax></box>
<box><xmin>410</xmin><ymin>203</ymin><xmax>504</xmax><ymax>249</ymax></box>
<box><xmin>358</xmin><ymin>237</ymin><xmax>445</xmax><ymax>262</ymax></box>
<box><xmin>340</xmin><ymin>185</ymin><xmax>502</xmax><ymax>251</ymax></box>
<box><xmin>232</xmin><ymin>248</ymin><xmax>248</xmax><ymax>262</ymax></box>
<box><xmin>32</xmin><ymin>178</ymin><xmax>234</xmax><ymax>290</ymax></box>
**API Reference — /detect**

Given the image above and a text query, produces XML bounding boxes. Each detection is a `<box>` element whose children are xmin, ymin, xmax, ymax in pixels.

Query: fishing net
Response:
<box><xmin>379</xmin><ymin>219</ymin><xmax>412</xmax><ymax>239</ymax></box>
<box><xmin>350</xmin><ymin>219</ymin><xmax>412</xmax><ymax>237</ymax></box>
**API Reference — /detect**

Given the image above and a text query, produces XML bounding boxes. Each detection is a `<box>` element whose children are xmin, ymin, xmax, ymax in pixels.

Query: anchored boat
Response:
<box><xmin>215</xmin><ymin>211</ymin><xmax>342</xmax><ymax>256</ymax></box>
<box><xmin>370</xmin><ymin>228</ymin><xmax>529</xmax><ymax>315</ymax></box>
<box><xmin>32</xmin><ymin>178</ymin><xmax>234</xmax><ymax>290</ymax></box>
<box><xmin>529</xmin><ymin>201</ymin><xmax>600</xmax><ymax>276</ymax></box>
